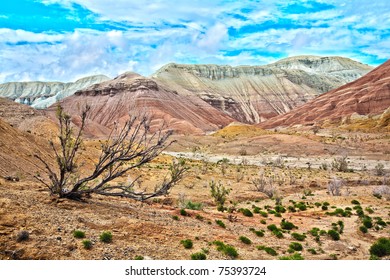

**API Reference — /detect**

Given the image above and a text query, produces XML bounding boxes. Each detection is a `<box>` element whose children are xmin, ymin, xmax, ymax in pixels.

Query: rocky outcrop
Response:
<box><xmin>0</xmin><ymin>75</ymin><xmax>110</xmax><ymax>108</ymax></box>
<box><xmin>260</xmin><ymin>59</ymin><xmax>390</xmax><ymax>128</ymax></box>
<box><xmin>152</xmin><ymin>56</ymin><xmax>372</xmax><ymax>123</ymax></box>
<box><xmin>50</xmin><ymin>72</ymin><xmax>234</xmax><ymax>136</ymax></box>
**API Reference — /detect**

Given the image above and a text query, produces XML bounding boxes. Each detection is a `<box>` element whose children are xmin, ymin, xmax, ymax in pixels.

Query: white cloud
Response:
<box><xmin>196</xmin><ymin>23</ymin><xmax>228</xmax><ymax>52</ymax></box>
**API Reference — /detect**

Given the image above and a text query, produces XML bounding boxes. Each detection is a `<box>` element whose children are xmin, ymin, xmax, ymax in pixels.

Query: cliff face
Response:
<box><xmin>152</xmin><ymin>56</ymin><xmax>372</xmax><ymax>123</ymax></box>
<box><xmin>49</xmin><ymin>72</ymin><xmax>234</xmax><ymax>136</ymax></box>
<box><xmin>260</xmin><ymin>59</ymin><xmax>390</xmax><ymax>128</ymax></box>
<box><xmin>0</xmin><ymin>75</ymin><xmax>110</xmax><ymax>108</ymax></box>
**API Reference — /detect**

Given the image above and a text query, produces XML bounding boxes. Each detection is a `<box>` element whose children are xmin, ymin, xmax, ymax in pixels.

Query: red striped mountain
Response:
<box><xmin>260</xmin><ymin>59</ymin><xmax>390</xmax><ymax>128</ymax></box>
<box><xmin>49</xmin><ymin>72</ymin><xmax>234</xmax><ymax>136</ymax></box>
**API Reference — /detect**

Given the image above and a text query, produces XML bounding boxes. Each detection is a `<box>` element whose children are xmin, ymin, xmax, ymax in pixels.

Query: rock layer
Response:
<box><xmin>49</xmin><ymin>72</ymin><xmax>234</xmax><ymax>136</ymax></box>
<box><xmin>260</xmin><ymin>59</ymin><xmax>390</xmax><ymax>128</ymax></box>
<box><xmin>153</xmin><ymin>56</ymin><xmax>372</xmax><ymax>123</ymax></box>
<box><xmin>0</xmin><ymin>75</ymin><xmax>110</xmax><ymax>108</ymax></box>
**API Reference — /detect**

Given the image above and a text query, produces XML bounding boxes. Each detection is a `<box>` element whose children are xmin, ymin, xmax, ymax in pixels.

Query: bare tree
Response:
<box><xmin>328</xmin><ymin>177</ymin><xmax>343</xmax><ymax>196</ymax></box>
<box><xmin>34</xmin><ymin>105</ymin><xmax>187</xmax><ymax>201</ymax></box>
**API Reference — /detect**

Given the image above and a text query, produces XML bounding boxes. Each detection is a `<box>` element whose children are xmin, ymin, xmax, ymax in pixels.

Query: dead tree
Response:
<box><xmin>34</xmin><ymin>105</ymin><xmax>187</xmax><ymax>201</ymax></box>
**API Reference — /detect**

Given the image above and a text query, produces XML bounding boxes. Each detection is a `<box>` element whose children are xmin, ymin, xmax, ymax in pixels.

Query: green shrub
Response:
<box><xmin>273</xmin><ymin>230</ymin><xmax>284</xmax><ymax>239</ymax></box>
<box><xmin>73</xmin><ymin>230</ymin><xmax>86</xmax><ymax>239</ymax></box>
<box><xmin>369</xmin><ymin>238</ymin><xmax>390</xmax><ymax>258</ymax></box>
<box><xmin>99</xmin><ymin>231</ymin><xmax>113</xmax><ymax>243</ymax></box>
<box><xmin>172</xmin><ymin>215</ymin><xmax>179</xmax><ymax>220</ymax></box>
<box><xmin>314</xmin><ymin>202</ymin><xmax>322</xmax><ymax>208</ymax></box>
<box><xmin>185</xmin><ymin>201</ymin><xmax>203</xmax><ymax>210</ymax></box>
<box><xmin>259</xmin><ymin>211</ymin><xmax>268</xmax><ymax>217</ymax></box>
<box><xmin>215</xmin><ymin>220</ymin><xmax>226</xmax><ymax>228</ymax></box>
<box><xmin>365</xmin><ymin>207</ymin><xmax>374</xmax><ymax>214</ymax></box>
<box><xmin>260</xmin><ymin>219</ymin><xmax>267</xmax><ymax>224</ymax></box>
<box><xmin>82</xmin><ymin>239</ymin><xmax>92</xmax><ymax>249</ymax></box>
<box><xmin>351</xmin><ymin>200</ymin><xmax>360</xmax><ymax>205</ymax></box>
<box><xmin>267</xmin><ymin>224</ymin><xmax>278</xmax><ymax>231</ymax></box>
<box><xmin>181</xmin><ymin>239</ymin><xmax>193</xmax><ymax>249</ymax></box>
<box><xmin>309</xmin><ymin>227</ymin><xmax>320</xmax><ymax>237</ymax></box>
<box><xmin>134</xmin><ymin>255</ymin><xmax>144</xmax><ymax>260</ymax></box>
<box><xmin>275</xmin><ymin>205</ymin><xmax>286</xmax><ymax>213</ymax></box>
<box><xmin>363</xmin><ymin>217</ymin><xmax>373</xmax><ymax>228</ymax></box>
<box><xmin>239</xmin><ymin>236</ymin><xmax>252</xmax><ymax>244</ymax></box>
<box><xmin>257</xmin><ymin>246</ymin><xmax>278</xmax><ymax>256</ymax></box>
<box><xmin>291</xmin><ymin>232</ymin><xmax>306</xmax><ymax>241</ymax></box>
<box><xmin>254</xmin><ymin>230</ymin><xmax>265</xmax><ymax>237</ymax></box>
<box><xmin>288</xmin><ymin>206</ymin><xmax>297</xmax><ymax>212</ymax></box>
<box><xmin>191</xmin><ymin>252</ymin><xmax>206</xmax><ymax>260</ymax></box>
<box><xmin>308</xmin><ymin>248</ymin><xmax>317</xmax><ymax>255</ymax></box>
<box><xmin>213</xmin><ymin>241</ymin><xmax>238</xmax><ymax>259</ymax></box>
<box><xmin>180</xmin><ymin>209</ymin><xmax>189</xmax><ymax>216</ymax></box>
<box><xmin>195</xmin><ymin>214</ymin><xmax>203</xmax><ymax>221</ymax></box>
<box><xmin>280</xmin><ymin>219</ymin><xmax>297</xmax><ymax>230</ymax></box>
<box><xmin>359</xmin><ymin>226</ymin><xmax>368</xmax><ymax>233</ymax></box>
<box><xmin>289</xmin><ymin>242</ymin><xmax>303</xmax><ymax>251</ymax></box>
<box><xmin>210</xmin><ymin>181</ymin><xmax>230</xmax><ymax>212</ymax></box>
<box><xmin>321</xmin><ymin>205</ymin><xmax>328</xmax><ymax>210</ymax></box>
<box><xmin>327</xmin><ymin>230</ymin><xmax>340</xmax><ymax>241</ymax></box>
<box><xmin>279</xmin><ymin>253</ymin><xmax>304</xmax><ymax>260</ymax></box>
<box><xmin>241</xmin><ymin>208</ymin><xmax>253</xmax><ymax>217</ymax></box>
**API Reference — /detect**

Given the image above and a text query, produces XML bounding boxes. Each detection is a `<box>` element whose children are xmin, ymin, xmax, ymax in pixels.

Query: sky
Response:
<box><xmin>0</xmin><ymin>0</ymin><xmax>389</xmax><ymax>83</ymax></box>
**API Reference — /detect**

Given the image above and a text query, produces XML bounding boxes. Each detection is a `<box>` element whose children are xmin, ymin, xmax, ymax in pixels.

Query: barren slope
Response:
<box><xmin>260</xmin><ymin>59</ymin><xmax>390</xmax><ymax>128</ymax></box>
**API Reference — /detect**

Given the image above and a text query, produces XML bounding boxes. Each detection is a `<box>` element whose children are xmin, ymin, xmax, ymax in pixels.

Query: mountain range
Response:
<box><xmin>1</xmin><ymin>55</ymin><xmax>389</xmax><ymax>135</ymax></box>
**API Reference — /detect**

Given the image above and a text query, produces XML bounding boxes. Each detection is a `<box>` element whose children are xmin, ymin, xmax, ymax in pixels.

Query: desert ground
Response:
<box><xmin>1</xmin><ymin>123</ymin><xmax>389</xmax><ymax>260</ymax></box>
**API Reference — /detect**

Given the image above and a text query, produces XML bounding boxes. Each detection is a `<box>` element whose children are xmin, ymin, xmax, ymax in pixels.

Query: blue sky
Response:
<box><xmin>0</xmin><ymin>0</ymin><xmax>389</xmax><ymax>82</ymax></box>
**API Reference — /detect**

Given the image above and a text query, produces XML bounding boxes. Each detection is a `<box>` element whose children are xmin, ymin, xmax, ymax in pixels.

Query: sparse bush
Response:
<box><xmin>374</xmin><ymin>163</ymin><xmax>385</xmax><ymax>176</ymax></box>
<box><xmin>191</xmin><ymin>252</ymin><xmax>206</xmax><ymax>260</ymax></box>
<box><xmin>134</xmin><ymin>255</ymin><xmax>144</xmax><ymax>260</ymax></box>
<box><xmin>99</xmin><ymin>231</ymin><xmax>113</xmax><ymax>243</ymax></box>
<box><xmin>289</xmin><ymin>242</ymin><xmax>303</xmax><ymax>251</ymax></box>
<box><xmin>172</xmin><ymin>215</ymin><xmax>179</xmax><ymax>220</ymax></box>
<box><xmin>34</xmin><ymin>105</ymin><xmax>187</xmax><ymax>201</ymax></box>
<box><xmin>365</xmin><ymin>207</ymin><xmax>374</xmax><ymax>214</ymax></box>
<box><xmin>180</xmin><ymin>209</ymin><xmax>189</xmax><ymax>216</ymax></box>
<box><xmin>373</xmin><ymin>185</ymin><xmax>390</xmax><ymax>200</ymax></box>
<box><xmin>332</xmin><ymin>156</ymin><xmax>349</xmax><ymax>172</ymax></box>
<box><xmin>181</xmin><ymin>239</ymin><xmax>193</xmax><ymax>249</ymax></box>
<box><xmin>328</xmin><ymin>177</ymin><xmax>343</xmax><ymax>196</ymax></box>
<box><xmin>369</xmin><ymin>238</ymin><xmax>390</xmax><ymax>258</ymax></box>
<box><xmin>82</xmin><ymin>239</ymin><xmax>92</xmax><ymax>249</ymax></box>
<box><xmin>327</xmin><ymin>230</ymin><xmax>340</xmax><ymax>241</ymax></box>
<box><xmin>273</xmin><ymin>230</ymin><xmax>284</xmax><ymax>239</ymax></box>
<box><xmin>73</xmin><ymin>230</ymin><xmax>86</xmax><ymax>239</ymax></box>
<box><xmin>215</xmin><ymin>220</ymin><xmax>226</xmax><ymax>228</ymax></box>
<box><xmin>291</xmin><ymin>232</ymin><xmax>306</xmax><ymax>241</ymax></box>
<box><xmin>16</xmin><ymin>231</ymin><xmax>29</xmax><ymax>242</ymax></box>
<box><xmin>251</xmin><ymin>172</ymin><xmax>277</xmax><ymax>198</ymax></box>
<box><xmin>209</xmin><ymin>181</ymin><xmax>230</xmax><ymax>212</ymax></box>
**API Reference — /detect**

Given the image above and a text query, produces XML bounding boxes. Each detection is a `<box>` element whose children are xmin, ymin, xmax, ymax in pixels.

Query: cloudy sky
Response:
<box><xmin>0</xmin><ymin>0</ymin><xmax>389</xmax><ymax>82</ymax></box>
